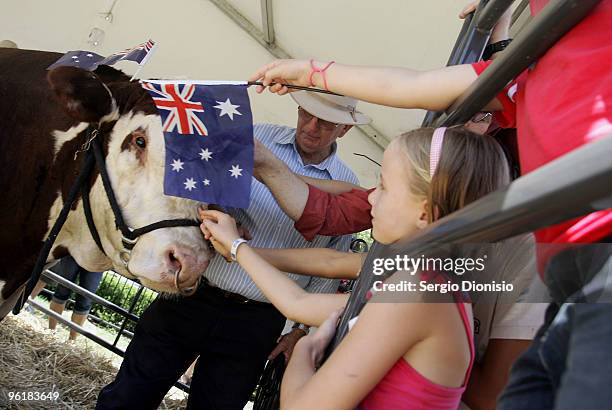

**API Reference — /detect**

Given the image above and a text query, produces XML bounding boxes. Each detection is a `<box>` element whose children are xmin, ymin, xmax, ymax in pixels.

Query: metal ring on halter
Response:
<box><xmin>174</xmin><ymin>268</ymin><xmax>200</xmax><ymax>296</ymax></box>
<box><xmin>121</xmin><ymin>234</ymin><xmax>138</xmax><ymax>251</ymax></box>
<box><xmin>119</xmin><ymin>249</ymin><xmax>131</xmax><ymax>269</ymax></box>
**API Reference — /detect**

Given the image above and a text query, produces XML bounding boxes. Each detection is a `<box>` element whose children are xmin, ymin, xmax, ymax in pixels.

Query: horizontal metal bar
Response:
<box><xmin>27</xmin><ymin>298</ymin><xmax>126</xmax><ymax>356</ymax></box>
<box><xmin>332</xmin><ymin>135</ymin><xmax>612</xmax><ymax>349</ymax></box>
<box><xmin>88</xmin><ymin>313</ymin><xmax>135</xmax><ymax>339</ymax></box>
<box><xmin>42</xmin><ymin>269</ymin><xmax>141</xmax><ymax>323</ymax></box>
<box><xmin>437</xmin><ymin>0</ymin><xmax>602</xmax><ymax>126</ymax></box>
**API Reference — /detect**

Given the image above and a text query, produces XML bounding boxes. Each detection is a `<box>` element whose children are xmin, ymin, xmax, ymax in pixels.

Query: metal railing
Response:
<box><xmin>27</xmin><ymin>269</ymin><xmax>191</xmax><ymax>393</ymax></box>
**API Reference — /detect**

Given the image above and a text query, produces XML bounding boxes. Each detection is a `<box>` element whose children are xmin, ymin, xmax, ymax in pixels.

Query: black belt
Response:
<box><xmin>201</xmin><ymin>278</ymin><xmax>272</xmax><ymax>308</ymax></box>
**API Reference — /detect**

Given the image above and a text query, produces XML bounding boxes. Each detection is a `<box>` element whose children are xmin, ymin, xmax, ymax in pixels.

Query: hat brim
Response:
<box><xmin>291</xmin><ymin>91</ymin><xmax>371</xmax><ymax>126</ymax></box>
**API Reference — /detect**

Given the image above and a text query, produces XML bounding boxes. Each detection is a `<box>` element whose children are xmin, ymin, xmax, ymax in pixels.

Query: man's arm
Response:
<box><xmin>254</xmin><ymin>139</ymin><xmax>360</xmax><ymax>221</ymax></box>
<box><xmin>294</xmin><ymin>186</ymin><xmax>373</xmax><ymax>241</ymax></box>
<box><xmin>254</xmin><ymin>140</ymin><xmax>372</xmax><ymax>240</ymax></box>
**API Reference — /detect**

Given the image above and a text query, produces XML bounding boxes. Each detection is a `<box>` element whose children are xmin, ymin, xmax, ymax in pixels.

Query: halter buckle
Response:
<box><xmin>74</xmin><ymin>129</ymin><xmax>99</xmax><ymax>160</ymax></box>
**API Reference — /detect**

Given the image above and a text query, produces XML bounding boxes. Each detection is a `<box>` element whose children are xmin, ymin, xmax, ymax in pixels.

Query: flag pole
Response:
<box><xmin>131</xmin><ymin>40</ymin><xmax>158</xmax><ymax>81</ymax></box>
<box><xmin>246</xmin><ymin>81</ymin><xmax>343</xmax><ymax>96</ymax></box>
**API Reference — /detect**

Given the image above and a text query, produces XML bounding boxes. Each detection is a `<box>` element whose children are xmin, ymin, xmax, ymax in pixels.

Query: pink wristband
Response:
<box><xmin>309</xmin><ymin>59</ymin><xmax>335</xmax><ymax>91</ymax></box>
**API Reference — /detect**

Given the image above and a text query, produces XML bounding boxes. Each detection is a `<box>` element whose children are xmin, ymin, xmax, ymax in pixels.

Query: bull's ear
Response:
<box><xmin>47</xmin><ymin>66</ymin><xmax>115</xmax><ymax>123</ymax></box>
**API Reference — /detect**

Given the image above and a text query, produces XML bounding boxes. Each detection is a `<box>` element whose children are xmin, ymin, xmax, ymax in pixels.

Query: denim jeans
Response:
<box><xmin>51</xmin><ymin>256</ymin><xmax>103</xmax><ymax>314</ymax></box>
<box><xmin>498</xmin><ymin>248</ymin><xmax>612</xmax><ymax>410</ymax></box>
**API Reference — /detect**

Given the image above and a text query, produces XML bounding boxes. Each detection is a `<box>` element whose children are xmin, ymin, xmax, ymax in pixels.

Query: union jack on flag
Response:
<box><xmin>142</xmin><ymin>82</ymin><xmax>208</xmax><ymax>135</ymax></box>
<box><xmin>142</xmin><ymin>80</ymin><xmax>254</xmax><ymax>208</ymax></box>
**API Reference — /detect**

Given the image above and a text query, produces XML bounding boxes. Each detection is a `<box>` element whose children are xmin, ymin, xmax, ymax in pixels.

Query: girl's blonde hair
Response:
<box><xmin>396</xmin><ymin>127</ymin><xmax>510</xmax><ymax>223</ymax></box>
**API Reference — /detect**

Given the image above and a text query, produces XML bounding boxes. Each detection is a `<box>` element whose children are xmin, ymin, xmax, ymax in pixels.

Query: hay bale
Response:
<box><xmin>0</xmin><ymin>314</ymin><xmax>187</xmax><ymax>409</ymax></box>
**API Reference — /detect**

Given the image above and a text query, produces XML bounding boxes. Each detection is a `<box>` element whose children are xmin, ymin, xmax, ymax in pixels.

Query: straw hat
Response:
<box><xmin>291</xmin><ymin>91</ymin><xmax>371</xmax><ymax>125</ymax></box>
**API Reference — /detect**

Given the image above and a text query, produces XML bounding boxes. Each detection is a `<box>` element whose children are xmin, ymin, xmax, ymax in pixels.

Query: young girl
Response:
<box><xmin>200</xmin><ymin>126</ymin><xmax>510</xmax><ymax>410</ymax></box>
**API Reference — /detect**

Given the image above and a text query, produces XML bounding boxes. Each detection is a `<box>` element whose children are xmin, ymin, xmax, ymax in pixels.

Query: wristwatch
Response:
<box><xmin>483</xmin><ymin>39</ymin><xmax>512</xmax><ymax>60</ymax></box>
<box><xmin>292</xmin><ymin>322</ymin><xmax>310</xmax><ymax>334</ymax></box>
<box><xmin>230</xmin><ymin>238</ymin><xmax>248</xmax><ymax>262</ymax></box>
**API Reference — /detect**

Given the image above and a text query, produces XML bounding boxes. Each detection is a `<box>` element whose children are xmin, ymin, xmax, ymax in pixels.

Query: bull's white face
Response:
<box><xmin>53</xmin><ymin>111</ymin><xmax>212</xmax><ymax>294</ymax></box>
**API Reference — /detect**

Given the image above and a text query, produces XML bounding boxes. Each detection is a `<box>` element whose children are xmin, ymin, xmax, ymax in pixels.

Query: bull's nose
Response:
<box><xmin>166</xmin><ymin>248</ymin><xmax>207</xmax><ymax>295</ymax></box>
<box><xmin>165</xmin><ymin>249</ymin><xmax>183</xmax><ymax>274</ymax></box>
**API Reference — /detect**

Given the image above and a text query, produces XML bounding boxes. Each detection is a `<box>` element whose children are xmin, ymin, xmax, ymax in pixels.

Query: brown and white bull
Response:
<box><xmin>0</xmin><ymin>47</ymin><xmax>212</xmax><ymax>318</ymax></box>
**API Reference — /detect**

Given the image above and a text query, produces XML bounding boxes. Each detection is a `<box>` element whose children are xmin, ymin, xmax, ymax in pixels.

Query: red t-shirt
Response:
<box><xmin>473</xmin><ymin>0</ymin><xmax>612</xmax><ymax>273</ymax></box>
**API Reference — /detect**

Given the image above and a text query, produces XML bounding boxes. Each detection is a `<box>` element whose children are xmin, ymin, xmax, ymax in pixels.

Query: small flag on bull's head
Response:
<box><xmin>142</xmin><ymin>80</ymin><xmax>254</xmax><ymax>208</ymax></box>
<box><xmin>47</xmin><ymin>50</ymin><xmax>106</xmax><ymax>71</ymax></box>
<box><xmin>47</xmin><ymin>39</ymin><xmax>156</xmax><ymax>71</ymax></box>
<box><xmin>99</xmin><ymin>39</ymin><xmax>157</xmax><ymax>67</ymax></box>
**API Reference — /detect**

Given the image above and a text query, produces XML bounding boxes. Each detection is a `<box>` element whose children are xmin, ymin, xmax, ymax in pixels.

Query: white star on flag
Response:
<box><xmin>203</xmin><ymin>179</ymin><xmax>211</xmax><ymax>186</ymax></box>
<box><xmin>184</xmin><ymin>178</ymin><xmax>197</xmax><ymax>191</ymax></box>
<box><xmin>199</xmin><ymin>148</ymin><xmax>213</xmax><ymax>161</ymax></box>
<box><xmin>229</xmin><ymin>164</ymin><xmax>243</xmax><ymax>179</ymax></box>
<box><xmin>214</xmin><ymin>98</ymin><xmax>242</xmax><ymax>121</ymax></box>
<box><xmin>171</xmin><ymin>159</ymin><xmax>184</xmax><ymax>172</ymax></box>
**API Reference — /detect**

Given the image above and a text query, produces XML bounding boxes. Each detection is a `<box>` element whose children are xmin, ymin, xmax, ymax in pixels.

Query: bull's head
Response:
<box><xmin>47</xmin><ymin>66</ymin><xmax>212</xmax><ymax>294</ymax></box>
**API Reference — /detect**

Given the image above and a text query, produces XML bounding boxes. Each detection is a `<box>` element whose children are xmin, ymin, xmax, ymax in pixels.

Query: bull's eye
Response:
<box><xmin>135</xmin><ymin>136</ymin><xmax>146</xmax><ymax>149</ymax></box>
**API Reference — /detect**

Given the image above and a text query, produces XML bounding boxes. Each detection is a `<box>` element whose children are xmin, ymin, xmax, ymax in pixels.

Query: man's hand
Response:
<box><xmin>269</xmin><ymin>328</ymin><xmax>308</xmax><ymax>363</ymax></box>
<box><xmin>253</xmin><ymin>139</ymin><xmax>286</xmax><ymax>182</ymax></box>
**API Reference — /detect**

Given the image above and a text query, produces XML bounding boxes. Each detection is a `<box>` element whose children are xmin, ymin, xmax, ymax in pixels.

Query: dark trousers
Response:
<box><xmin>498</xmin><ymin>239</ymin><xmax>612</xmax><ymax>409</ymax></box>
<box><xmin>96</xmin><ymin>284</ymin><xmax>286</xmax><ymax>410</ymax></box>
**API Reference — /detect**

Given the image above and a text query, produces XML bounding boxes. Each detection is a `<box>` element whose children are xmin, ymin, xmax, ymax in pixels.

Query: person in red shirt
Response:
<box><xmin>249</xmin><ymin>1</ymin><xmax>612</xmax><ymax>408</ymax></box>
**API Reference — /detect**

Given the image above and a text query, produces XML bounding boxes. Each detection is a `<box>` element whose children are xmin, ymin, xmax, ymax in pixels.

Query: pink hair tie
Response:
<box><xmin>429</xmin><ymin>127</ymin><xmax>446</xmax><ymax>177</ymax></box>
<box><xmin>309</xmin><ymin>59</ymin><xmax>335</xmax><ymax>91</ymax></box>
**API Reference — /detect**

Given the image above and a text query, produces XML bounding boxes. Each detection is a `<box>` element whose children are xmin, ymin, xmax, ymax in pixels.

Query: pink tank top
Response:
<box><xmin>359</xmin><ymin>295</ymin><xmax>474</xmax><ymax>409</ymax></box>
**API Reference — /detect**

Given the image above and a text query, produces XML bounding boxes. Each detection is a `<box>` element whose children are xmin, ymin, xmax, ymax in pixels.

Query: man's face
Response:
<box><xmin>295</xmin><ymin>107</ymin><xmax>350</xmax><ymax>155</ymax></box>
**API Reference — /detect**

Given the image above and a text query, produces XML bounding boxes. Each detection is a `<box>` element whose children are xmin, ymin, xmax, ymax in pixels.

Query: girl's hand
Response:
<box><xmin>302</xmin><ymin>308</ymin><xmax>343</xmax><ymax>366</ymax></box>
<box><xmin>199</xmin><ymin>209</ymin><xmax>241</xmax><ymax>252</ymax></box>
<box><xmin>459</xmin><ymin>1</ymin><xmax>511</xmax><ymax>42</ymax></box>
<box><xmin>459</xmin><ymin>1</ymin><xmax>479</xmax><ymax>19</ymax></box>
<box><xmin>248</xmin><ymin>59</ymin><xmax>312</xmax><ymax>95</ymax></box>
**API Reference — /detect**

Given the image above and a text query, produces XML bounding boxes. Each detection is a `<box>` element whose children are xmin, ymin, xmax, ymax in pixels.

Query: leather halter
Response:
<box><xmin>81</xmin><ymin>125</ymin><xmax>201</xmax><ymax>294</ymax></box>
<box><xmin>13</xmin><ymin>124</ymin><xmax>201</xmax><ymax>315</ymax></box>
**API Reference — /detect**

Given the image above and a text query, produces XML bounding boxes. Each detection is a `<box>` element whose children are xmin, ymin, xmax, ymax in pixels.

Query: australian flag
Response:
<box><xmin>47</xmin><ymin>50</ymin><xmax>106</xmax><ymax>71</ymax></box>
<box><xmin>47</xmin><ymin>39</ymin><xmax>156</xmax><ymax>71</ymax></box>
<box><xmin>99</xmin><ymin>39</ymin><xmax>156</xmax><ymax>66</ymax></box>
<box><xmin>142</xmin><ymin>80</ymin><xmax>254</xmax><ymax>208</ymax></box>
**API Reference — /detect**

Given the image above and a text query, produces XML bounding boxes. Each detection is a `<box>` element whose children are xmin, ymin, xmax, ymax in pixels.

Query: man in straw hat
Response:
<box><xmin>97</xmin><ymin>92</ymin><xmax>370</xmax><ymax>410</ymax></box>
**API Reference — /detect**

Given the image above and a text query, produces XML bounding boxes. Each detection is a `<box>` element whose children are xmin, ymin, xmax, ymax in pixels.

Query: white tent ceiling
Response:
<box><xmin>2</xmin><ymin>0</ymin><xmax>482</xmax><ymax>186</ymax></box>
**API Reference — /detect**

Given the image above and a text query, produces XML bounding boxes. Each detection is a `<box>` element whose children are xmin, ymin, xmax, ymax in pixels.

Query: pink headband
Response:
<box><xmin>429</xmin><ymin>127</ymin><xmax>446</xmax><ymax>177</ymax></box>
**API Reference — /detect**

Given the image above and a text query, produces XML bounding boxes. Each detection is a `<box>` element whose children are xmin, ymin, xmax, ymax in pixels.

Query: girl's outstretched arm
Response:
<box><xmin>200</xmin><ymin>209</ymin><xmax>349</xmax><ymax>326</ymax></box>
<box><xmin>249</xmin><ymin>60</ymin><xmax>502</xmax><ymax>111</ymax></box>
<box><xmin>254</xmin><ymin>247</ymin><xmax>363</xmax><ymax>279</ymax></box>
